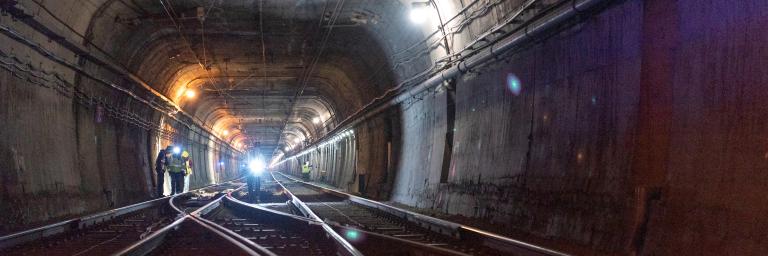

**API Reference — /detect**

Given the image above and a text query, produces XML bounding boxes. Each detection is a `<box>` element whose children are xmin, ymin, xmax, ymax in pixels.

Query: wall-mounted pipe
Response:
<box><xmin>279</xmin><ymin>0</ymin><xmax>609</xmax><ymax>162</ymax></box>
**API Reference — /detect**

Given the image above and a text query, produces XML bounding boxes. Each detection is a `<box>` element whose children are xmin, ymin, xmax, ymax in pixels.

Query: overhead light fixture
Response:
<box><xmin>285</xmin><ymin>146</ymin><xmax>291</xmax><ymax>151</ymax></box>
<box><xmin>185</xmin><ymin>89</ymin><xmax>196</xmax><ymax>99</ymax></box>
<box><xmin>409</xmin><ymin>1</ymin><xmax>431</xmax><ymax>24</ymax></box>
<box><xmin>222</xmin><ymin>130</ymin><xmax>229</xmax><ymax>136</ymax></box>
<box><xmin>312</xmin><ymin>117</ymin><xmax>321</xmax><ymax>124</ymax></box>
<box><xmin>294</xmin><ymin>137</ymin><xmax>302</xmax><ymax>143</ymax></box>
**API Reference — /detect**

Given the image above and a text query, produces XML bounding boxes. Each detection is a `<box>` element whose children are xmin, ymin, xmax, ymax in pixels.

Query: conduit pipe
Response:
<box><xmin>0</xmin><ymin>1</ymin><xmax>239</xmax><ymax>152</ymax></box>
<box><xmin>0</xmin><ymin>1</ymin><xmax>178</xmax><ymax>111</ymax></box>
<box><xmin>280</xmin><ymin>0</ymin><xmax>609</xmax><ymax>161</ymax></box>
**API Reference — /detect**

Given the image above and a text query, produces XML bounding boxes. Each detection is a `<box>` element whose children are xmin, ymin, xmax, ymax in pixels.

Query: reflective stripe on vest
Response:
<box><xmin>168</xmin><ymin>156</ymin><xmax>185</xmax><ymax>173</ymax></box>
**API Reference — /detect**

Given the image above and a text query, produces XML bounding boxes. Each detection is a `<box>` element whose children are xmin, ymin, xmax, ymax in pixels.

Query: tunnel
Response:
<box><xmin>0</xmin><ymin>0</ymin><xmax>766</xmax><ymax>255</ymax></box>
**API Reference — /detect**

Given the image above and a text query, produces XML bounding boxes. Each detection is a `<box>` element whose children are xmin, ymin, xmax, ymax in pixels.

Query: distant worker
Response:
<box><xmin>166</xmin><ymin>146</ymin><xmax>188</xmax><ymax>194</ymax></box>
<box><xmin>248</xmin><ymin>158</ymin><xmax>266</xmax><ymax>203</ymax></box>
<box><xmin>302</xmin><ymin>162</ymin><xmax>311</xmax><ymax>181</ymax></box>
<box><xmin>182</xmin><ymin>150</ymin><xmax>192</xmax><ymax>192</ymax></box>
<box><xmin>154</xmin><ymin>147</ymin><xmax>171</xmax><ymax>197</ymax></box>
<box><xmin>247</xmin><ymin>167</ymin><xmax>261</xmax><ymax>203</ymax></box>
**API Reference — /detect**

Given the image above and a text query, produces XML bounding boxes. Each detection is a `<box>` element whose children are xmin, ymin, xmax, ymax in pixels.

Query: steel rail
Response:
<box><xmin>197</xmin><ymin>186</ymin><xmax>358</xmax><ymax>256</ymax></box>
<box><xmin>112</xmin><ymin>215</ymin><xmax>262</xmax><ymax>256</ymax></box>
<box><xmin>225</xmin><ymin>191</ymin><xmax>473</xmax><ymax>256</ymax></box>
<box><xmin>186</xmin><ymin>187</ymin><xmax>277</xmax><ymax>256</ymax></box>
<box><xmin>327</xmin><ymin>224</ymin><xmax>471</xmax><ymax>256</ymax></box>
<box><xmin>0</xmin><ymin>178</ymin><xmax>246</xmax><ymax>253</ymax></box>
<box><xmin>214</xmin><ymin>196</ymin><xmax>330</xmax><ymax>255</ymax></box>
<box><xmin>167</xmin><ymin>180</ymin><xmax>247</xmax><ymax>214</ymax></box>
<box><xmin>0</xmin><ymin>197</ymin><xmax>167</xmax><ymax>250</ymax></box>
<box><xmin>268</xmin><ymin>172</ymin><xmax>488</xmax><ymax>256</ymax></box>
<box><xmin>266</xmin><ymin>171</ymin><xmax>364</xmax><ymax>256</ymax></box>
<box><xmin>114</xmin><ymin>182</ymin><xmax>258</xmax><ymax>256</ymax></box>
<box><xmin>224</xmin><ymin>193</ymin><xmax>316</xmax><ymax>223</ymax></box>
<box><xmin>274</xmin><ymin>172</ymin><xmax>570</xmax><ymax>256</ymax></box>
<box><xmin>111</xmin><ymin>215</ymin><xmax>188</xmax><ymax>256</ymax></box>
<box><xmin>226</xmin><ymin>187</ymin><xmax>469</xmax><ymax>256</ymax></box>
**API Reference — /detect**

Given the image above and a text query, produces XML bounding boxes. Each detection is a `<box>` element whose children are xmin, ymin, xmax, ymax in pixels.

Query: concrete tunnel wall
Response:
<box><xmin>273</xmin><ymin>0</ymin><xmax>768</xmax><ymax>255</ymax></box>
<box><xmin>275</xmin><ymin>114</ymin><xmax>397</xmax><ymax>200</ymax></box>
<box><xmin>394</xmin><ymin>1</ymin><xmax>642</xmax><ymax>253</ymax></box>
<box><xmin>0</xmin><ymin>13</ymin><xmax>244</xmax><ymax>233</ymax></box>
<box><xmin>390</xmin><ymin>0</ymin><xmax>768</xmax><ymax>255</ymax></box>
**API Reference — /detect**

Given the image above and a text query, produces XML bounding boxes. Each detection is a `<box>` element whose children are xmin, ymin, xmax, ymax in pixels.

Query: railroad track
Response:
<box><xmin>0</xmin><ymin>199</ymin><xmax>173</xmax><ymax>256</ymax></box>
<box><xmin>126</xmin><ymin>216</ymin><xmax>262</xmax><ymax>256</ymax></box>
<box><xmin>270</xmin><ymin>172</ymin><xmax>570</xmax><ymax>256</ymax></box>
<box><xmin>200</xmin><ymin>195</ymin><xmax>355</xmax><ymax>256</ymax></box>
<box><xmin>0</xmin><ymin>180</ymin><xmax>247</xmax><ymax>256</ymax></box>
<box><xmin>229</xmin><ymin>176</ymin><xmax>299</xmax><ymax>215</ymax></box>
<box><xmin>2</xmin><ymin>173</ymin><xmax>570</xmax><ymax>256</ymax></box>
<box><xmin>117</xmin><ymin>180</ymin><xmax>360</xmax><ymax>256</ymax></box>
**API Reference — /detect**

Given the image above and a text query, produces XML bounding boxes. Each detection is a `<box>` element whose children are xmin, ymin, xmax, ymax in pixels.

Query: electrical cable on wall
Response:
<box><xmin>273</xmin><ymin>0</ymin><xmax>346</xmax><ymax>157</ymax></box>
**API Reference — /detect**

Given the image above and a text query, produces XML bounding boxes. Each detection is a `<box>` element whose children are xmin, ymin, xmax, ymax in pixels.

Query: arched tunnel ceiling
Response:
<box><xmin>75</xmin><ymin>0</ymin><xmax>432</xmax><ymax>156</ymax></box>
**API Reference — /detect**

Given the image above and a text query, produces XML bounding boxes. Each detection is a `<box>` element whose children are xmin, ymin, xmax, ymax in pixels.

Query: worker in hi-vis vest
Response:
<box><xmin>166</xmin><ymin>147</ymin><xmax>188</xmax><ymax>195</ymax></box>
<box><xmin>182</xmin><ymin>150</ymin><xmax>192</xmax><ymax>192</ymax></box>
<box><xmin>302</xmin><ymin>162</ymin><xmax>311</xmax><ymax>181</ymax></box>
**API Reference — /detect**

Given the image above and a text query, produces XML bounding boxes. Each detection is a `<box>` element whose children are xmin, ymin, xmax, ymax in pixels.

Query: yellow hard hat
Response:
<box><xmin>182</xmin><ymin>151</ymin><xmax>189</xmax><ymax>158</ymax></box>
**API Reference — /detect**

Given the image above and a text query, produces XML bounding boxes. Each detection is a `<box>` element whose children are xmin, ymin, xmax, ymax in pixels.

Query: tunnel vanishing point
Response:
<box><xmin>0</xmin><ymin>0</ymin><xmax>766</xmax><ymax>255</ymax></box>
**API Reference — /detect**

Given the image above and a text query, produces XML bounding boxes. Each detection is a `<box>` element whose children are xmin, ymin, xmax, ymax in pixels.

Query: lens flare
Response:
<box><xmin>506</xmin><ymin>74</ymin><xmax>522</xmax><ymax>95</ymax></box>
<box><xmin>345</xmin><ymin>229</ymin><xmax>361</xmax><ymax>241</ymax></box>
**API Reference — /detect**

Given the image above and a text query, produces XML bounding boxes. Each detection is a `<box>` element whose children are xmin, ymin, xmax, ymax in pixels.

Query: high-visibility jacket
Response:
<box><xmin>185</xmin><ymin>158</ymin><xmax>193</xmax><ymax>176</ymax></box>
<box><xmin>181</xmin><ymin>151</ymin><xmax>192</xmax><ymax>176</ymax></box>
<box><xmin>167</xmin><ymin>154</ymin><xmax>187</xmax><ymax>173</ymax></box>
<box><xmin>302</xmin><ymin>164</ymin><xmax>310</xmax><ymax>174</ymax></box>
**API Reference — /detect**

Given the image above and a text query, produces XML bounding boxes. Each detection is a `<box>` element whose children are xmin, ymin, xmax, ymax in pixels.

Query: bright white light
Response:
<box><xmin>185</xmin><ymin>89</ymin><xmax>196</xmax><ymax>99</ymax></box>
<box><xmin>285</xmin><ymin>146</ymin><xmax>291</xmax><ymax>151</ymax></box>
<box><xmin>312</xmin><ymin>117</ymin><xmax>321</xmax><ymax>124</ymax></box>
<box><xmin>222</xmin><ymin>130</ymin><xmax>229</xmax><ymax>136</ymax></box>
<box><xmin>294</xmin><ymin>137</ymin><xmax>302</xmax><ymax>143</ymax></box>
<box><xmin>249</xmin><ymin>159</ymin><xmax>266</xmax><ymax>176</ymax></box>
<box><xmin>172</xmin><ymin>146</ymin><xmax>181</xmax><ymax>154</ymax></box>
<box><xmin>409</xmin><ymin>6</ymin><xmax>429</xmax><ymax>24</ymax></box>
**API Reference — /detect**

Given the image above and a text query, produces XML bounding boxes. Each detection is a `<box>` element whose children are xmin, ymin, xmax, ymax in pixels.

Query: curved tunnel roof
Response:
<box><xmin>62</xmin><ymin>0</ymin><xmax>438</xmax><ymax>157</ymax></box>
